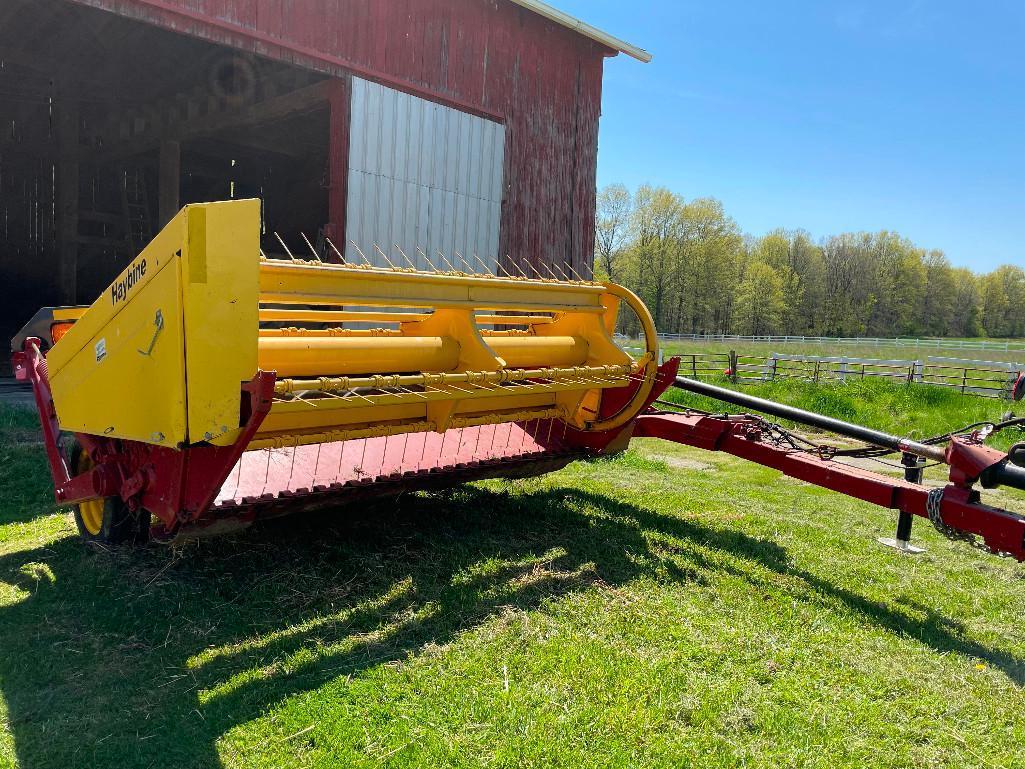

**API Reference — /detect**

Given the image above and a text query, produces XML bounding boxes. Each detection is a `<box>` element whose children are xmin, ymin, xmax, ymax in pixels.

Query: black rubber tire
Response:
<box><xmin>69</xmin><ymin>443</ymin><xmax>150</xmax><ymax>546</ymax></box>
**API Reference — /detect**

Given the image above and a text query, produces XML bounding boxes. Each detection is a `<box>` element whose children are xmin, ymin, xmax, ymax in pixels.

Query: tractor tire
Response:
<box><xmin>69</xmin><ymin>443</ymin><xmax>150</xmax><ymax>546</ymax></box>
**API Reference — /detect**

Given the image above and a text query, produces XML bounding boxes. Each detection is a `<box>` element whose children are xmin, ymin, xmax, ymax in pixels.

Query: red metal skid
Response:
<box><xmin>635</xmin><ymin>412</ymin><xmax>1025</xmax><ymax>560</ymax></box>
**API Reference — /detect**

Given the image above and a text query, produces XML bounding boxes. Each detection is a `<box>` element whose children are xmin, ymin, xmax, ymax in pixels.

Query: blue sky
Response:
<box><xmin>554</xmin><ymin>0</ymin><xmax>1025</xmax><ymax>271</ymax></box>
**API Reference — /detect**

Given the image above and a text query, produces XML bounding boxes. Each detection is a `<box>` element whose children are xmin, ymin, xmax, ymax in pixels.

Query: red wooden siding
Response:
<box><xmin>67</xmin><ymin>0</ymin><xmax>609</xmax><ymax>274</ymax></box>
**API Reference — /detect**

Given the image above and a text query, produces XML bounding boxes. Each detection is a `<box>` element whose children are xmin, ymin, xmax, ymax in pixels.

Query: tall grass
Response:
<box><xmin>662</xmin><ymin>377</ymin><xmax>1025</xmax><ymax>450</ymax></box>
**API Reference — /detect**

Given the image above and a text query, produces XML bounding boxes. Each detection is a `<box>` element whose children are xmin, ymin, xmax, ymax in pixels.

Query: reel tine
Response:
<box><xmin>325</xmin><ymin>237</ymin><xmax>347</xmax><ymax>264</ymax></box>
<box><xmin>567</xmin><ymin>262</ymin><xmax>587</xmax><ymax>283</ymax></box>
<box><xmin>274</xmin><ymin>232</ymin><xmax>298</xmax><ymax>262</ymax></box>
<box><xmin>300</xmin><ymin>232</ymin><xmax>323</xmax><ymax>263</ymax></box>
<box><xmin>473</xmin><ymin>253</ymin><xmax>496</xmax><ymax>277</ymax></box>
<box><xmin>551</xmin><ymin>261</ymin><xmax>572</xmax><ymax>282</ymax></box>
<box><xmin>373</xmin><ymin>243</ymin><xmax>400</xmax><ymax>271</ymax></box>
<box><xmin>437</xmin><ymin>250</ymin><xmax>459</xmax><ymax>273</ymax></box>
<box><xmin>541</xmin><ymin>262</ymin><xmax>561</xmax><ymax>281</ymax></box>
<box><xmin>510</xmin><ymin>256</ymin><xmax>529</xmax><ymax>279</ymax></box>
<box><xmin>393</xmin><ymin>244</ymin><xmax>418</xmax><ymax>271</ymax></box>
<box><xmin>416</xmin><ymin>246</ymin><xmax>440</xmax><ymax>273</ymax></box>
<box><xmin>349</xmin><ymin>241</ymin><xmax>374</xmax><ymax>268</ymax></box>
<box><xmin>454</xmin><ymin>251</ymin><xmax>475</xmax><ymax>274</ymax></box>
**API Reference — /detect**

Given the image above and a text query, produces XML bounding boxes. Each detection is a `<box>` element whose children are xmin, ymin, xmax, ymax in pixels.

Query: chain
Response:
<box><xmin>926</xmin><ymin>487</ymin><xmax>1014</xmax><ymax>558</ymax></box>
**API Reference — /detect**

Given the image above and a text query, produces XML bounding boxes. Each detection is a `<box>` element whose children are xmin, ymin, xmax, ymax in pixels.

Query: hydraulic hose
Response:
<box><xmin>672</xmin><ymin>376</ymin><xmax>948</xmax><ymax>463</ymax></box>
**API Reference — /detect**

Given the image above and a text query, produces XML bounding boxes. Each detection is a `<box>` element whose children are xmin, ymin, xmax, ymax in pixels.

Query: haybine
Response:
<box><xmin>11</xmin><ymin>200</ymin><xmax>1025</xmax><ymax>559</ymax></box>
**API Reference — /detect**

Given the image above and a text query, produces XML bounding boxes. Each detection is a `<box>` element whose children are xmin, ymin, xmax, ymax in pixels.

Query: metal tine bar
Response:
<box><xmin>513</xmin><ymin>257</ymin><xmax>532</xmax><ymax>279</ymax></box>
<box><xmin>415</xmin><ymin>246</ymin><xmax>442</xmax><ymax>273</ymax></box>
<box><xmin>393</xmin><ymin>244</ymin><xmax>419</xmax><ymax>271</ymax></box>
<box><xmin>274</xmin><ymin>232</ymin><xmax>299</xmax><ymax>262</ymax></box>
<box><xmin>350</xmin><ymin>241</ymin><xmax>376</xmax><ymax>269</ymax></box>
<box><xmin>300</xmin><ymin>232</ymin><xmax>323</xmax><ymax>263</ymax></box>
<box><xmin>550</xmin><ymin>261</ymin><xmax>573</xmax><ymax>282</ymax></box>
<box><xmin>372</xmin><ymin>243</ymin><xmax>401</xmax><ymax>271</ymax></box>
<box><xmin>454</xmin><ymin>251</ymin><xmax>476</xmax><ymax>275</ymax></box>
<box><xmin>506</xmin><ymin>256</ymin><xmax>529</xmax><ymax>279</ymax></box>
<box><xmin>339</xmin><ymin>388</ymin><xmax>377</xmax><ymax>405</ymax></box>
<box><xmin>472</xmin><ymin>253</ymin><xmax>496</xmax><ymax>277</ymax></box>
<box><xmin>541</xmin><ymin>262</ymin><xmax>563</xmax><ymax>282</ymax></box>
<box><xmin>437</xmin><ymin>250</ymin><xmax>460</xmax><ymax>273</ymax></box>
<box><xmin>467</xmin><ymin>379</ymin><xmax>501</xmax><ymax>391</ymax></box>
<box><xmin>325</xmin><ymin>237</ymin><xmax>348</xmax><ymax>265</ymax></box>
<box><xmin>395</xmin><ymin>385</ymin><xmax>428</xmax><ymax>400</ymax></box>
<box><xmin>526</xmin><ymin>262</ymin><xmax>547</xmax><ymax>281</ymax></box>
<box><xmin>567</xmin><ymin>262</ymin><xmax>588</xmax><ymax>283</ymax></box>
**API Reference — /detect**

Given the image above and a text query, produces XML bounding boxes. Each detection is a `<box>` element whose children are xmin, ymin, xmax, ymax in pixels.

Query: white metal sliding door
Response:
<box><xmin>346</xmin><ymin>77</ymin><xmax>506</xmax><ymax>272</ymax></box>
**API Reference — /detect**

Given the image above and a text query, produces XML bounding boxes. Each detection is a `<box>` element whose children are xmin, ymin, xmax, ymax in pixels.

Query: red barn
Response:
<box><xmin>0</xmin><ymin>0</ymin><xmax>647</xmax><ymax>348</ymax></box>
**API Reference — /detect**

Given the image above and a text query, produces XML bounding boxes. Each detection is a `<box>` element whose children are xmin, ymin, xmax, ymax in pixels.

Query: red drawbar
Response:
<box><xmin>635</xmin><ymin>411</ymin><xmax>1025</xmax><ymax>560</ymax></box>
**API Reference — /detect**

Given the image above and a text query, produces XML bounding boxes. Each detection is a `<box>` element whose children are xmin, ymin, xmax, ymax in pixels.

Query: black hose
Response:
<box><xmin>982</xmin><ymin>461</ymin><xmax>1025</xmax><ymax>492</ymax></box>
<box><xmin>672</xmin><ymin>377</ymin><xmax>947</xmax><ymax>462</ymax></box>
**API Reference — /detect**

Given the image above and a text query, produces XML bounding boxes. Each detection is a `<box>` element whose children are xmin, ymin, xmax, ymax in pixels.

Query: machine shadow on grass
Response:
<box><xmin>0</xmin><ymin>480</ymin><xmax>1022</xmax><ymax>768</ymax></box>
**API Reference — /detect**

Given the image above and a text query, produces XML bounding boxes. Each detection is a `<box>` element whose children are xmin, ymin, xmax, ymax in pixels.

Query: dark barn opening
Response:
<box><xmin>0</xmin><ymin>0</ymin><xmax>331</xmax><ymax>355</ymax></box>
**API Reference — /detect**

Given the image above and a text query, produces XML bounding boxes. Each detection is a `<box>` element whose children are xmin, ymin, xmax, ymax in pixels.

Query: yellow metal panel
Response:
<box><xmin>47</xmin><ymin>212</ymin><xmax>186</xmax><ymax>376</ymax></box>
<box><xmin>48</xmin><ymin>254</ymin><xmax>187</xmax><ymax>447</ymax></box>
<box><xmin>180</xmin><ymin>200</ymin><xmax>261</xmax><ymax>446</ymax></box>
<box><xmin>52</xmin><ymin>307</ymin><xmax>88</xmax><ymax>322</ymax></box>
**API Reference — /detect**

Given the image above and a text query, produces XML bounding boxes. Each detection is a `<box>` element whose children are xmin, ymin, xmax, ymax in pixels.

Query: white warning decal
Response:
<box><xmin>95</xmin><ymin>338</ymin><xmax>107</xmax><ymax>363</ymax></box>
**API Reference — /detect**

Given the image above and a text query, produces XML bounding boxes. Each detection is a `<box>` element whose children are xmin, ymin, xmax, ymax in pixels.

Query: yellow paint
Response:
<box><xmin>47</xmin><ymin>200</ymin><xmax>260</xmax><ymax>447</ymax></box>
<box><xmin>75</xmin><ymin>452</ymin><xmax>103</xmax><ymax>535</ymax></box>
<box><xmin>43</xmin><ymin>198</ymin><xmax>660</xmax><ymax>452</ymax></box>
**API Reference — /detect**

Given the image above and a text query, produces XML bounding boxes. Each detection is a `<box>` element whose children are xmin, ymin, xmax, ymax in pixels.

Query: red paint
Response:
<box><xmin>65</xmin><ymin>0</ymin><xmax>611</xmax><ymax>272</ymax></box>
<box><xmin>16</xmin><ymin>340</ymin><xmax>1025</xmax><ymax>560</ymax></box>
<box><xmin>634</xmin><ymin>411</ymin><xmax>1025</xmax><ymax>560</ymax></box>
<box><xmin>324</xmin><ymin>77</ymin><xmax>350</xmax><ymax>258</ymax></box>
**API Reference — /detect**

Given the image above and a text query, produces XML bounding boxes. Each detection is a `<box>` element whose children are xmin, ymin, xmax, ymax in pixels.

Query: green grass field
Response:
<box><xmin>656</xmin><ymin>339</ymin><xmax>1025</xmax><ymax>367</ymax></box>
<box><xmin>2</xmin><ymin>383</ymin><xmax>1025</xmax><ymax>769</ymax></box>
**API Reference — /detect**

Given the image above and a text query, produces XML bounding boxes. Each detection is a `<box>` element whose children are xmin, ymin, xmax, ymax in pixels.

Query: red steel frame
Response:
<box><xmin>13</xmin><ymin>339</ymin><xmax>1025</xmax><ymax>559</ymax></box>
<box><xmin>12</xmin><ymin>337</ymin><xmax>674</xmax><ymax>539</ymax></box>
<box><xmin>634</xmin><ymin>411</ymin><xmax>1025</xmax><ymax>560</ymax></box>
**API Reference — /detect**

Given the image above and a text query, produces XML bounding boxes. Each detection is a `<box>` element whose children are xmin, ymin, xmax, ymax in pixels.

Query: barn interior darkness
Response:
<box><xmin>0</xmin><ymin>0</ymin><xmax>331</xmax><ymax>352</ymax></box>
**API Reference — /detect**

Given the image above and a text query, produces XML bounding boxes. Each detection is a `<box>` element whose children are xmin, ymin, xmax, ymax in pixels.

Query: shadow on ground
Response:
<box><xmin>1</xmin><ymin>481</ymin><xmax>1022</xmax><ymax>768</ymax></box>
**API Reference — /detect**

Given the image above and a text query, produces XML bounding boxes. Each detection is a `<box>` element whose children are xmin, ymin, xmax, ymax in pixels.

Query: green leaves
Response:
<box><xmin>595</xmin><ymin>184</ymin><xmax>1017</xmax><ymax>340</ymax></box>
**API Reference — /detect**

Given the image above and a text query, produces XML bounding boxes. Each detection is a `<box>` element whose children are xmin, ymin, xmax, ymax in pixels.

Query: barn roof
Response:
<box><xmin>507</xmin><ymin>0</ymin><xmax>652</xmax><ymax>62</ymax></box>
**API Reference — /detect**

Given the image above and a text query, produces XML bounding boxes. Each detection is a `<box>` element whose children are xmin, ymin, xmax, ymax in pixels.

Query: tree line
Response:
<box><xmin>595</xmin><ymin>184</ymin><xmax>1025</xmax><ymax>339</ymax></box>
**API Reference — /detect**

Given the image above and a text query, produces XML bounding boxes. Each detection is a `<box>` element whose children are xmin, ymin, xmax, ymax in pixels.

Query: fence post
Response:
<box><xmin>729</xmin><ymin>350</ymin><xmax>738</xmax><ymax>384</ymax></box>
<box><xmin>813</xmin><ymin>360</ymin><xmax>820</xmax><ymax>384</ymax></box>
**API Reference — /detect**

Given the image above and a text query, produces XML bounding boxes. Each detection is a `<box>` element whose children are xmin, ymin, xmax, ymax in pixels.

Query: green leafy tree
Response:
<box><xmin>733</xmin><ymin>262</ymin><xmax>786</xmax><ymax>336</ymax></box>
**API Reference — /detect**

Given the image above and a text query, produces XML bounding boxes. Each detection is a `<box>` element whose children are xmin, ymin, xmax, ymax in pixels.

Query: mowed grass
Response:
<box><xmin>1</xmin><ymin>391</ymin><xmax>1025</xmax><ymax>769</ymax></box>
